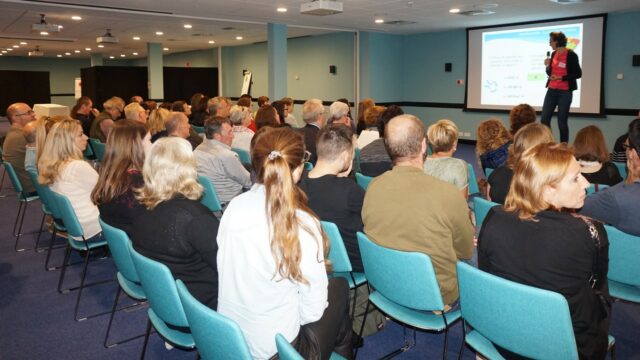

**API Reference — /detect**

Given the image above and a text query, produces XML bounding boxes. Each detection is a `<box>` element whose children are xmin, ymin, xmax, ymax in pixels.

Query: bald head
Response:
<box><xmin>6</xmin><ymin>103</ymin><xmax>35</xmax><ymax>126</ymax></box>
<box><xmin>384</xmin><ymin>114</ymin><xmax>426</xmax><ymax>163</ymax></box>
<box><xmin>22</xmin><ymin>120</ymin><xmax>38</xmax><ymax>144</ymax></box>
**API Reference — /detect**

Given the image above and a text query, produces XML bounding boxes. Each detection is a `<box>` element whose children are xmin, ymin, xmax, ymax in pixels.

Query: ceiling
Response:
<box><xmin>1</xmin><ymin>0</ymin><xmax>639</xmax><ymax>59</ymax></box>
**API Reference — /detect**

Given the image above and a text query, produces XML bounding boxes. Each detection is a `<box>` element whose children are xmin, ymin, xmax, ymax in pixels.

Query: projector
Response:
<box><xmin>28</xmin><ymin>48</ymin><xmax>44</xmax><ymax>57</ymax></box>
<box><xmin>96</xmin><ymin>35</ymin><xmax>119</xmax><ymax>44</ymax></box>
<box><xmin>300</xmin><ymin>0</ymin><xmax>343</xmax><ymax>16</ymax></box>
<box><xmin>31</xmin><ymin>23</ymin><xmax>61</xmax><ymax>33</ymax></box>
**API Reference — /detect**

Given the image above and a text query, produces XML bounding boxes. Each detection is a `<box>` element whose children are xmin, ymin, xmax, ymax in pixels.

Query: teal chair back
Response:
<box><xmin>605</xmin><ymin>225</ymin><xmax>640</xmax><ymax>287</ymax></box>
<box><xmin>231</xmin><ymin>147</ymin><xmax>251</xmax><ymax>166</ymax></box>
<box><xmin>357</xmin><ymin>232</ymin><xmax>444</xmax><ymax>311</ymax></box>
<box><xmin>49</xmin><ymin>191</ymin><xmax>84</xmax><ymax>238</ymax></box>
<box><xmin>586</xmin><ymin>183</ymin><xmax>609</xmax><ymax>195</ymax></box>
<box><xmin>322</xmin><ymin>221</ymin><xmax>352</xmax><ymax>273</ymax></box>
<box><xmin>612</xmin><ymin>162</ymin><xmax>627</xmax><ymax>180</ymax></box>
<box><xmin>27</xmin><ymin>169</ymin><xmax>56</xmax><ymax>214</ymax></box>
<box><xmin>355</xmin><ymin>172</ymin><xmax>372</xmax><ymax>191</ymax></box>
<box><xmin>276</xmin><ymin>334</ymin><xmax>304</xmax><ymax>360</ymax></box>
<box><xmin>197</xmin><ymin>175</ymin><xmax>223</xmax><ymax>212</ymax></box>
<box><xmin>4</xmin><ymin>161</ymin><xmax>25</xmax><ymax>194</ymax></box>
<box><xmin>457</xmin><ymin>262</ymin><xmax>578</xmax><ymax>359</ymax></box>
<box><xmin>192</xmin><ymin>125</ymin><xmax>205</xmax><ymax>134</ymax></box>
<box><xmin>83</xmin><ymin>142</ymin><xmax>94</xmax><ymax>159</ymax></box>
<box><xmin>129</xmin><ymin>242</ymin><xmax>190</xmax><ymax>328</ymax></box>
<box><xmin>89</xmin><ymin>138</ymin><xmax>106</xmax><ymax>162</ymax></box>
<box><xmin>467</xmin><ymin>162</ymin><xmax>480</xmax><ymax>195</ymax></box>
<box><xmin>304</xmin><ymin>162</ymin><xmax>313</xmax><ymax>171</ymax></box>
<box><xmin>473</xmin><ymin>197</ymin><xmax>499</xmax><ymax>229</ymax></box>
<box><xmin>99</xmin><ymin>219</ymin><xmax>141</xmax><ymax>284</ymax></box>
<box><xmin>354</xmin><ymin>147</ymin><xmax>361</xmax><ymax>172</ymax></box>
<box><xmin>176</xmin><ymin>280</ymin><xmax>252</xmax><ymax>360</ymax></box>
<box><xmin>484</xmin><ymin>167</ymin><xmax>494</xmax><ymax>178</ymax></box>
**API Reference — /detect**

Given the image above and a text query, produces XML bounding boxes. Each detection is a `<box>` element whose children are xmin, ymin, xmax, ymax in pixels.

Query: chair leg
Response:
<box><xmin>34</xmin><ymin>213</ymin><xmax>47</xmax><ymax>251</ymax></box>
<box><xmin>13</xmin><ymin>201</ymin><xmax>27</xmax><ymax>251</ymax></box>
<box><xmin>350</xmin><ymin>273</ymin><xmax>358</xmax><ymax>319</ymax></box>
<box><xmin>45</xmin><ymin>229</ymin><xmax>58</xmax><ymax>271</ymax></box>
<box><xmin>74</xmin><ymin>251</ymin><xmax>91</xmax><ymax>321</ymax></box>
<box><xmin>104</xmin><ymin>286</ymin><xmax>122</xmax><ymax>347</ymax></box>
<box><xmin>442</xmin><ymin>327</ymin><xmax>449</xmax><ymax>360</ymax></box>
<box><xmin>104</xmin><ymin>286</ymin><xmax>147</xmax><ymax>348</ymax></box>
<box><xmin>610</xmin><ymin>342</ymin><xmax>616</xmax><ymax>360</ymax></box>
<box><xmin>140</xmin><ymin>318</ymin><xmax>152</xmax><ymax>360</ymax></box>
<box><xmin>57</xmin><ymin>244</ymin><xmax>72</xmax><ymax>293</ymax></box>
<box><xmin>354</xmin><ymin>299</ymin><xmax>371</xmax><ymax>358</ymax></box>
<box><xmin>0</xmin><ymin>169</ymin><xmax>5</xmax><ymax>192</ymax></box>
<box><xmin>457</xmin><ymin>322</ymin><xmax>467</xmax><ymax>360</ymax></box>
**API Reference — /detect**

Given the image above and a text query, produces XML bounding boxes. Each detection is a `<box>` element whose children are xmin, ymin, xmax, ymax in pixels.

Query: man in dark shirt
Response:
<box><xmin>3</xmin><ymin>102</ymin><xmax>37</xmax><ymax>194</ymax></box>
<box><xmin>301</xmin><ymin>98</ymin><xmax>326</xmax><ymax>165</ymax></box>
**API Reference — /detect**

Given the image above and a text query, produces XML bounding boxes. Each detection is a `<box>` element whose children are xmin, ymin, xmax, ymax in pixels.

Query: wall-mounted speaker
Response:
<box><xmin>633</xmin><ymin>55</ymin><xmax>640</xmax><ymax>67</ymax></box>
<box><xmin>329</xmin><ymin>65</ymin><xmax>337</xmax><ymax>74</ymax></box>
<box><xmin>445</xmin><ymin>63</ymin><xmax>452</xmax><ymax>72</ymax></box>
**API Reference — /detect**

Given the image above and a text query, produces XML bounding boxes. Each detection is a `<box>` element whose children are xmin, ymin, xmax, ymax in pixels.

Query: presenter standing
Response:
<box><xmin>540</xmin><ymin>31</ymin><xmax>582</xmax><ymax>143</ymax></box>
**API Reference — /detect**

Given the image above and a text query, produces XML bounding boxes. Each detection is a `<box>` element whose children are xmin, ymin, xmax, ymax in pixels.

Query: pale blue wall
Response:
<box><xmin>359</xmin><ymin>32</ymin><xmax>403</xmax><ymax>102</ymax></box>
<box><xmin>221</xmin><ymin>42</ymin><xmax>268</xmax><ymax>98</ymax></box>
<box><xmin>129</xmin><ymin>48</ymin><xmax>218</xmax><ymax>67</ymax></box>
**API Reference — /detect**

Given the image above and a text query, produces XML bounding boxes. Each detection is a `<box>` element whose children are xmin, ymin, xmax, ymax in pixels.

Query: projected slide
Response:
<box><xmin>481</xmin><ymin>24</ymin><xmax>582</xmax><ymax>107</ymax></box>
<box><xmin>466</xmin><ymin>15</ymin><xmax>604</xmax><ymax>115</ymax></box>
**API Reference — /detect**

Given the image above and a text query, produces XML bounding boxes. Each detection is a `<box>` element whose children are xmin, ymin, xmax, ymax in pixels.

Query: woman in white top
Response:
<box><xmin>38</xmin><ymin>118</ymin><xmax>101</xmax><ymax>240</ymax></box>
<box><xmin>217</xmin><ymin>127</ymin><xmax>352</xmax><ymax>359</ymax></box>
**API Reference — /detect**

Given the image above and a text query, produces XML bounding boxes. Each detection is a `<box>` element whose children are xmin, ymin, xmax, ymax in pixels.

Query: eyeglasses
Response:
<box><xmin>15</xmin><ymin>110</ymin><xmax>34</xmax><ymax>117</ymax></box>
<box><xmin>303</xmin><ymin>150</ymin><xmax>312</xmax><ymax>163</ymax></box>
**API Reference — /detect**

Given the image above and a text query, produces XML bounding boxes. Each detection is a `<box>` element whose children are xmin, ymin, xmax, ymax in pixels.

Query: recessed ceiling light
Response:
<box><xmin>85</xmin><ymin>47</ymin><xmax>91</xmax><ymax>51</ymax></box>
<box><xmin>109</xmin><ymin>56</ymin><xmax>115</xmax><ymax>59</ymax></box>
<box><xmin>208</xmin><ymin>40</ymin><xmax>215</xmax><ymax>44</ymax></box>
<box><xmin>235</xmin><ymin>36</ymin><xmax>243</xmax><ymax>40</ymax></box>
<box><xmin>184</xmin><ymin>24</ymin><xmax>192</xmax><ymax>29</ymax></box>
<box><xmin>20</xmin><ymin>41</ymin><xmax>27</xmax><ymax>45</ymax></box>
<box><xmin>449</xmin><ymin>8</ymin><xmax>461</xmax><ymax>13</ymax></box>
<box><xmin>133</xmin><ymin>36</ymin><xmax>141</xmax><ymax>40</ymax></box>
<box><xmin>1</xmin><ymin>50</ymin><xmax>6</xmax><ymax>53</ymax></box>
<box><xmin>71</xmin><ymin>15</ymin><xmax>82</xmax><ymax>21</ymax></box>
<box><xmin>58</xmin><ymin>25</ymin><xmax>64</xmax><ymax>29</ymax></box>
<box><xmin>374</xmin><ymin>18</ymin><xmax>384</xmax><ymax>24</ymax></box>
<box><xmin>12</xmin><ymin>45</ymin><xmax>19</xmax><ymax>48</ymax></box>
<box><xmin>57</xmin><ymin>54</ymin><xmax>62</xmax><ymax>57</ymax></box>
<box><xmin>374</xmin><ymin>14</ymin><xmax>385</xmax><ymax>24</ymax></box>
<box><xmin>155</xmin><ymin>31</ymin><xmax>164</xmax><ymax>36</ymax></box>
<box><xmin>74</xmin><ymin>50</ymin><xmax>81</xmax><ymax>53</ymax></box>
<box><xmin>120</xmin><ymin>54</ymin><xmax>126</xmax><ymax>57</ymax></box>
<box><xmin>65</xmin><ymin>52</ymin><xmax>71</xmax><ymax>55</ymax></box>
<box><xmin>133</xmin><ymin>52</ymin><xmax>139</xmax><ymax>55</ymax></box>
<box><xmin>277</xmin><ymin>7</ymin><xmax>287</xmax><ymax>12</ymax></box>
<box><xmin>40</xmin><ymin>31</ymin><xmax>49</xmax><ymax>36</ymax></box>
<box><xmin>163</xmin><ymin>47</ymin><xmax>169</xmax><ymax>51</ymax></box>
<box><xmin>97</xmin><ymin>44</ymin><xmax>104</xmax><ymax>48</ymax></box>
<box><xmin>7</xmin><ymin>48</ymin><xmax>13</xmax><ymax>51</ymax></box>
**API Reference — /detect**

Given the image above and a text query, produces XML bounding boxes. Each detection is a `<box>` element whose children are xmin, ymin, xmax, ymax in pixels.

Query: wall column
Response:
<box><xmin>147</xmin><ymin>42</ymin><xmax>164</xmax><ymax>100</ymax></box>
<box><xmin>267</xmin><ymin>23</ymin><xmax>287</xmax><ymax>100</ymax></box>
<box><xmin>90</xmin><ymin>53</ymin><xmax>103</xmax><ymax>66</ymax></box>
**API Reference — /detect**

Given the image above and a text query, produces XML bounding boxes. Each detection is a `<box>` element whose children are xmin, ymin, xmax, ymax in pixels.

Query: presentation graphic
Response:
<box><xmin>480</xmin><ymin>24</ymin><xmax>582</xmax><ymax>107</ymax></box>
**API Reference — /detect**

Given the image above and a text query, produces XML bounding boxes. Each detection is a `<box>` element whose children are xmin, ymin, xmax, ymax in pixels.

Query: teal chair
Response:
<box><xmin>605</xmin><ymin>225</ymin><xmax>640</xmax><ymax>302</ymax></box>
<box><xmin>192</xmin><ymin>125</ymin><xmax>205</xmax><ymax>134</ymax></box>
<box><xmin>586</xmin><ymin>183</ymin><xmax>610</xmax><ymax>195</ymax></box>
<box><xmin>321</xmin><ymin>221</ymin><xmax>367</xmax><ymax>317</ymax></box>
<box><xmin>275</xmin><ymin>333</ymin><xmax>346</xmax><ymax>360</ymax></box>
<box><xmin>467</xmin><ymin>162</ymin><xmax>480</xmax><ymax>196</ymax></box>
<box><xmin>357</xmin><ymin>232</ymin><xmax>461</xmax><ymax>359</ymax></box>
<box><xmin>50</xmin><ymin>191</ymin><xmax>111</xmax><ymax>321</ymax></box>
<box><xmin>129</xmin><ymin>242</ymin><xmax>195</xmax><ymax>358</ymax></box>
<box><xmin>176</xmin><ymin>279</ymin><xmax>252</xmax><ymax>360</ymax></box>
<box><xmin>456</xmin><ymin>262</ymin><xmax>615</xmax><ymax>359</ymax></box>
<box><xmin>24</xmin><ymin>168</ymin><xmax>51</xmax><ymax>251</ymax></box>
<box><xmin>100</xmin><ymin>219</ymin><xmax>147</xmax><ymax>348</ymax></box>
<box><xmin>89</xmin><ymin>138</ymin><xmax>106</xmax><ymax>162</ymax></box>
<box><xmin>355</xmin><ymin>172</ymin><xmax>372</xmax><ymax>191</ymax></box>
<box><xmin>484</xmin><ymin>167</ymin><xmax>494</xmax><ymax>178</ymax></box>
<box><xmin>231</xmin><ymin>147</ymin><xmax>251</xmax><ymax>166</ymax></box>
<box><xmin>0</xmin><ymin>146</ymin><xmax>6</xmax><ymax>192</ymax></box>
<box><xmin>304</xmin><ymin>162</ymin><xmax>314</xmax><ymax>171</ymax></box>
<box><xmin>83</xmin><ymin>141</ymin><xmax>95</xmax><ymax>160</ymax></box>
<box><xmin>197</xmin><ymin>175</ymin><xmax>223</xmax><ymax>213</ymax></box>
<box><xmin>473</xmin><ymin>197</ymin><xmax>499</xmax><ymax>230</ymax></box>
<box><xmin>4</xmin><ymin>161</ymin><xmax>39</xmax><ymax>252</ymax></box>
<box><xmin>354</xmin><ymin>147</ymin><xmax>361</xmax><ymax>172</ymax></box>
<box><xmin>612</xmin><ymin>161</ymin><xmax>627</xmax><ymax>181</ymax></box>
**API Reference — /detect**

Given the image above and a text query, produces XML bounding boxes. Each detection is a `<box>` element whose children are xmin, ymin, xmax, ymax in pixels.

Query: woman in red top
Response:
<box><xmin>540</xmin><ymin>31</ymin><xmax>582</xmax><ymax>143</ymax></box>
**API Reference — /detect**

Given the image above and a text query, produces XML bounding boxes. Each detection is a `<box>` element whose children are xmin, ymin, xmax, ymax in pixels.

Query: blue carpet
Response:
<box><xmin>1</xmin><ymin>146</ymin><xmax>639</xmax><ymax>359</ymax></box>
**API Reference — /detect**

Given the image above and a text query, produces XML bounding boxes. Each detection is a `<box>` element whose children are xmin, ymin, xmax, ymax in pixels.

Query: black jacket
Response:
<box><xmin>545</xmin><ymin>49</ymin><xmax>582</xmax><ymax>91</ymax></box>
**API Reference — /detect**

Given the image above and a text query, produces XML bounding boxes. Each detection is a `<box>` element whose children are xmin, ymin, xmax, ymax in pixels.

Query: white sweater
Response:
<box><xmin>51</xmin><ymin>160</ymin><xmax>101</xmax><ymax>240</ymax></box>
<box><xmin>217</xmin><ymin>184</ymin><xmax>328</xmax><ymax>359</ymax></box>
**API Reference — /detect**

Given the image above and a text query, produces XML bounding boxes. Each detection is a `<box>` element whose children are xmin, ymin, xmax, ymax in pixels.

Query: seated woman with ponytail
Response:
<box><xmin>217</xmin><ymin>127</ymin><xmax>353</xmax><ymax>360</ymax></box>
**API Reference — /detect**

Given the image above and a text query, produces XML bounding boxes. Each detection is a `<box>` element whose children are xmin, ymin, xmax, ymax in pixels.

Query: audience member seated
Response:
<box><xmin>509</xmin><ymin>103</ymin><xmax>537</xmax><ymax>136</ymax></box>
<box><xmin>124</xmin><ymin>102</ymin><xmax>148</xmax><ymax>125</ymax></box>
<box><xmin>271</xmin><ymin>100</ymin><xmax>288</xmax><ymax>126</ymax></box>
<box><xmin>476</xmin><ymin>118</ymin><xmax>511</xmax><ymax>172</ymax></box>
<box><xmin>356</xmin><ymin>105</ymin><xmax>385</xmax><ymax>150</ymax></box>
<box><xmin>91</xmin><ymin>120</ymin><xmax>149</xmax><ymax>235</ymax></box>
<box><xmin>217</xmin><ymin>127</ymin><xmax>352</xmax><ymax>359</ymax></box>
<box><xmin>581</xmin><ymin>118</ymin><xmax>640</xmax><ymax>236</ymax></box>
<box><xmin>194</xmin><ymin>116</ymin><xmax>252</xmax><ymax>207</ymax></box>
<box><xmin>172</xmin><ymin>100</ymin><xmax>203</xmax><ymax>149</ymax></box>
<box><xmin>478</xmin><ymin>142</ymin><xmax>610</xmax><ymax>359</ymax></box>
<box><xmin>424</xmin><ymin>119</ymin><xmax>469</xmax><ymax>199</ymax></box>
<box><xmin>282</xmin><ymin>97</ymin><xmax>301</xmax><ymax>128</ymax></box>
<box><xmin>171</xmin><ymin>100</ymin><xmax>191</xmax><ymax>118</ymax></box>
<box><xmin>38</xmin><ymin>118</ymin><xmax>101</xmax><ymax>241</ymax></box>
<box><xmin>356</xmin><ymin>98</ymin><xmax>374</xmax><ymax>135</ymax></box>
<box><xmin>147</xmin><ymin>107</ymin><xmax>170</xmax><ymax>142</ymax></box>
<box><xmin>129</xmin><ymin>95</ymin><xmax>143</xmax><ymax>104</ymax></box>
<box><xmin>359</xmin><ymin>105</ymin><xmax>403</xmax><ymax>177</ymax></box>
<box><xmin>141</xmin><ymin>100</ymin><xmax>157</xmax><ymax>113</ymax></box>
<box><xmin>164</xmin><ymin>112</ymin><xmax>198</xmax><ymax>149</ymax></box>
<box><xmin>34</xmin><ymin>116</ymin><xmax>65</xmax><ymax>169</ymax></box>
<box><xmin>190</xmin><ymin>94</ymin><xmax>209</xmax><ymax>127</ymax></box>
<box><xmin>301</xmin><ymin>99</ymin><xmax>326</xmax><ymax>165</ymax></box>
<box><xmin>573</xmin><ymin>125</ymin><xmax>622</xmax><ymax>186</ymax></box>
<box><xmin>132</xmin><ymin>137</ymin><xmax>219</xmax><ymax>309</ymax></box>
<box><xmin>3</xmin><ymin>103</ymin><xmax>37</xmax><ymax>194</ymax></box>
<box><xmin>362</xmin><ymin>115</ymin><xmax>474</xmax><ymax>309</ymax></box>
<box><xmin>70</xmin><ymin>96</ymin><xmax>99</xmax><ymax>136</ymax></box>
<box><xmin>158</xmin><ymin>102</ymin><xmax>172</xmax><ymax>110</ymax></box>
<box><xmin>229</xmin><ymin>105</ymin><xmax>254</xmax><ymax>152</ymax></box>
<box><xmin>327</xmin><ymin>101</ymin><xmax>351</xmax><ymax>127</ymax></box>
<box><xmin>22</xmin><ymin>121</ymin><xmax>37</xmax><ymax>173</ymax></box>
<box><xmin>207</xmin><ymin>96</ymin><xmax>232</xmax><ymax>118</ymax></box>
<box><xmin>255</xmin><ymin>104</ymin><xmax>280</xmax><ymax>131</ymax></box>
<box><xmin>336</xmin><ymin>98</ymin><xmax>355</xmax><ymax>131</ymax></box>
<box><xmin>90</xmin><ymin>96</ymin><xmax>124</xmax><ymax>143</ymax></box>
<box><xmin>252</xmin><ymin>96</ymin><xmax>269</xmax><ymax>131</ymax></box>
<box><xmin>188</xmin><ymin>93</ymin><xmax>204</xmax><ymax>123</ymax></box>
<box><xmin>488</xmin><ymin>123</ymin><xmax>553</xmax><ymax>204</ymax></box>
<box><xmin>610</xmin><ymin>131</ymin><xmax>628</xmax><ymax>164</ymax></box>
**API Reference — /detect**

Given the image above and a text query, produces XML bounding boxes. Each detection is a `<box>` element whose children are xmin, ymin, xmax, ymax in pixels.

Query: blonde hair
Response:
<box><xmin>229</xmin><ymin>105</ymin><xmax>249</xmax><ymax>126</ymax></box>
<box><xmin>505</xmin><ymin>143</ymin><xmax>573</xmax><ymax>220</ymax></box>
<box><xmin>124</xmin><ymin>102</ymin><xmax>145</xmax><ymax>122</ymax></box>
<box><xmin>507</xmin><ymin>123</ymin><xmax>554</xmax><ymax>170</ymax></box>
<box><xmin>135</xmin><ymin>137</ymin><xmax>203</xmax><ymax>210</ymax></box>
<box><xmin>427</xmin><ymin>119</ymin><xmax>458</xmax><ymax>153</ymax></box>
<box><xmin>302</xmin><ymin>99</ymin><xmax>324</xmax><ymax>124</ymax></box>
<box><xmin>252</xmin><ymin>127</ymin><xmax>329</xmax><ymax>283</ymax></box>
<box><xmin>103</xmin><ymin>96</ymin><xmax>125</xmax><ymax>112</ymax></box>
<box><xmin>35</xmin><ymin>115</ymin><xmax>69</xmax><ymax>165</ymax></box>
<box><xmin>147</xmin><ymin>108</ymin><xmax>170</xmax><ymax>135</ymax></box>
<box><xmin>37</xmin><ymin>119</ymin><xmax>83</xmax><ymax>185</ymax></box>
<box><xmin>476</xmin><ymin>118</ymin><xmax>511</xmax><ymax>155</ymax></box>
